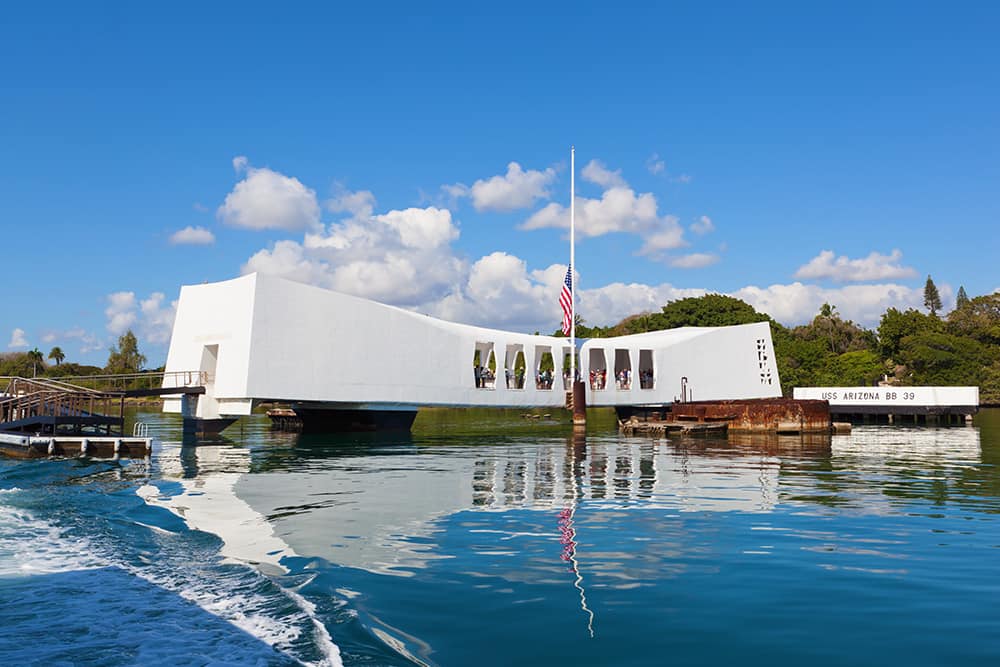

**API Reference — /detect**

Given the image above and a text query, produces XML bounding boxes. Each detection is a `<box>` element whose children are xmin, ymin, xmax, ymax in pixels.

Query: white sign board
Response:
<box><xmin>793</xmin><ymin>386</ymin><xmax>979</xmax><ymax>407</ymax></box>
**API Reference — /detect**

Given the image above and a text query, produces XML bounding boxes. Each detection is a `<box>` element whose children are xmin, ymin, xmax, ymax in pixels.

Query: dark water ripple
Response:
<box><xmin>2</xmin><ymin>408</ymin><xmax>1000</xmax><ymax>666</ymax></box>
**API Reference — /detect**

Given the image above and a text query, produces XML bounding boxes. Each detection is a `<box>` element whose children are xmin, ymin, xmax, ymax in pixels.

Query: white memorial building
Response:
<box><xmin>162</xmin><ymin>274</ymin><xmax>782</xmax><ymax>431</ymax></box>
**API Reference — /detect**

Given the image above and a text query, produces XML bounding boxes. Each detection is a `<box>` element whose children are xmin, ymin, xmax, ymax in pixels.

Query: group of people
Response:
<box><xmin>474</xmin><ymin>365</ymin><xmax>496</xmax><ymax>388</ymax></box>
<box><xmin>587</xmin><ymin>368</ymin><xmax>654</xmax><ymax>390</ymax></box>
<box><xmin>505</xmin><ymin>367</ymin><xmax>526</xmax><ymax>389</ymax></box>
<box><xmin>476</xmin><ymin>363</ymin><xmax>653</xmax><ymax>391</ymax></box>
<box><xmin>589</xmin><ymin>369</ymin><xmax>608</xmax><ymax>390</ymax></box>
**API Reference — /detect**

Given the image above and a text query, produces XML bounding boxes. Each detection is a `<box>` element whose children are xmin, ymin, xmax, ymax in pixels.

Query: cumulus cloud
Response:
<box><xmin>217</xmin><ymin>158</ymin><xmax>321</xmax><ymax>231</ymax></box>
<box><xmin>793</xmin><ymin>249</ymin><xmax>918</xmax><ymax>283</ymax></box>
<box><xmin>646</xmin><ymin>153</ymin><xmax>665</xmax><ymax>175</ymax></box>
<box><xmin>580</xmin><ymin>282</ymin><xmax>705</xmax><ymax>327</ymax></box>
<box><xmin>7</xmin><ymin>328</ymin><xmax>28</xmax><ymax>349</ymax></box>
<box><xmin>105</xmin><ymin>291</ymin><xmax>177</xmax><ymax>346</ymax></box>
<box><xmin>448</xmin><ymin>162</ymin><xmax>556</xmax><ymax>212</ymax></box>
<box><xmin>637</xmin><ymin>215</ymin><xmax>687</xmax><ymax>257</ymax></box>
<box><xmin>691</xmin><ymin>215</ymin><xmax>715</xmax><ymax>235</ymax></box>
<box><xmin>105</xmin><ymin>292</ymin><xmax>138</xmax><ymax>335</ymax></box>
<box><xmin>669</xmin><ymin>253</ymin><xmax>720</xmax><ymax>269</ymax></box>
<box><xmin>245</xmin><ymin>191</ymin><xmax>465</xmax><ymax>306</ymax></box>
<box><xmin>733</xmin><ymin>282</ymin><xmax>923</xmax><ymax>326</ymax></box>
<box><xmin>55</xmin><ymin>327</ymin><xmax>104</xmax><ymax>354</ymax></box>
<box><xmin>429</xmin><ymin>258</ymin><xmax>705</xmax><ymax>333</ymax></box>
<box><xmin>581</xmin><ymin>159</ymin><xmax>627</xmax><ymax>189</ymax></box>
<box><xmin>326</xmin><ymin>187</ymin><xmax>375</xmax><ymax>219</ymax></box>
<box><xmin>522</xmin><ymin>187</ymin><xmax>662</xmax><ymax>237</ymax></box>
<box><xmin>169</xmin><ymin>225</ymin><xmax>216</xmax><ymax>245</ymax></box>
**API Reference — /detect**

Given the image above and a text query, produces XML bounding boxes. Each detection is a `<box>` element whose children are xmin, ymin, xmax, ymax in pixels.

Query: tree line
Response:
<box><xmin>561</xmin><ymin>276</ymin><xmax>1000</xmax><ymax>404</ymax></box>
<box><xmin>0</xmin><ymin>330</ymin><xmax>152</xmax><ymax>379</ymax></box>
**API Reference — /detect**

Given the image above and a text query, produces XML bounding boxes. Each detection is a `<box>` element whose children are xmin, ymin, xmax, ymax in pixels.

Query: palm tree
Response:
<box><xmin>27</xmin><ymin>348</ymin><xmax>43</xmax><ymax>377</ymax></box>
<box><xmin>48</xmin><ymin>346</ymin><xmax>65</xmax><ymax>367</ymax></box>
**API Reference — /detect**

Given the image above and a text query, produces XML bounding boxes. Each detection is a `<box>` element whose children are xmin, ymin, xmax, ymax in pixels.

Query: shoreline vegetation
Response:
<box><xmin>4</xmin><ymin>280</ymin><xmax>998</xmax><ymax>406</ymax></box>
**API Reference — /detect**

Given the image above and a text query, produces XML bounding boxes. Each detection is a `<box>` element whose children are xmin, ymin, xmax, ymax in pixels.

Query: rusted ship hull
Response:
<box><xmin>617</xmin><ymin>398</ymin><xmax>832</xmax><ymax>434</ymax></box>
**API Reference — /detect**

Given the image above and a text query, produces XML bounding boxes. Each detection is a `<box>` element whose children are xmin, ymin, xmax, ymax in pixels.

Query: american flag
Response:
<box><xmin>560</xmin><ymin>264</ymin><xmax>573</xmax><ymax>335</ymax></box>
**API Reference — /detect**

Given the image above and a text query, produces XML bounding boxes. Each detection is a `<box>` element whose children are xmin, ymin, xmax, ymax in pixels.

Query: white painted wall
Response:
<box><xmin>164</xmin><ymin>273</ymin><xmax>782</xmax><ymax>416</ymax></box>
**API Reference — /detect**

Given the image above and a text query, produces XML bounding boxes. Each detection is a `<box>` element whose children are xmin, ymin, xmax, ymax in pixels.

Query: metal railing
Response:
<box><xmin>0</xmin><ymin>381</ymin><xmax>124</xmax><ymax>429</ymax></box>
<box><xmin>42</xmin><ymin>370</ymin><xmax>210</xmax><ymax>393</ymax></box>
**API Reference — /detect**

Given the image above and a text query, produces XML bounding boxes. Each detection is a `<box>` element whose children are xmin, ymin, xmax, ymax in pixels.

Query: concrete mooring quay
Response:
<box><xmin>617</xmin><ymin>398</ymin><xmax>838</xmax><ymax>435</ymax></box>
<box><xmin>793</xmin><ymin>386</ymin><xmax>979</xmax><ymax>425</ymax></box>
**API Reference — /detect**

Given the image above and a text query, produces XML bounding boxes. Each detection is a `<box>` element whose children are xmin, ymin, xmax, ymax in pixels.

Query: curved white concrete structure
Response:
<box><xmin>162</xmin><ymin>274</ymin><xmax>781</xmax><ymax>423</ymax></box>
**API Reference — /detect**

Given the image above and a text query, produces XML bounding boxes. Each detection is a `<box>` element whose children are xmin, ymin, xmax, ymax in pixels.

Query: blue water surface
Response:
<box><xmin>2</xmin><ymin>409</ymin><xmax>999</xmax><ymax>666</ymax></box>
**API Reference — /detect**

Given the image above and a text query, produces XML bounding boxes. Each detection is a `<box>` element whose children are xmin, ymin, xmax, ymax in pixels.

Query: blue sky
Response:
<box><xmin>2</xmin><ymin>1</ymin><xmax>998</xmax><ymax>366</ymax></box>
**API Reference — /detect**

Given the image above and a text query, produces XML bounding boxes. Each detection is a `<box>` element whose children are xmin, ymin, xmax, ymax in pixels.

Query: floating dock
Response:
<box><xmin>0</xmin><ymin>433</ymin><xmax>151</xmax><ymax>459</ymax></box>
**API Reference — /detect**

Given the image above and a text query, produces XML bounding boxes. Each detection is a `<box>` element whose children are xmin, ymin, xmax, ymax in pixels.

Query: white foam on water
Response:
<box><xmin>138</xmin><ymin>477</ymin><xmax>343</xmax><ymax>666</ymax></box>
<box><xmin>0</xmin><ymin>504</ymin><xmax>106</xmax><ymax>576</ymax></box>
<box><xmin>0</xmin><ymin>491</ymin><xmax>340</xmax><ymax>666</ymax></box>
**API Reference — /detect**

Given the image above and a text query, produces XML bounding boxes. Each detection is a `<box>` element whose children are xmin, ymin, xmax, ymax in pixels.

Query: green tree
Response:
<box><xmin>105</xmin><ymin>330</ymin><xmax>146</xmax><ymax>374</ymax></box>
<box><xmin>794</xmin><ymin>303</ymin><xmax>877</xmax><ymax>356</ymax></box>
<box><xmin>896</xmin><ymin>331</ymin><xmax>989</xmax><ymax>386</ymax></box>
<box><xmin>48</xmin><ymin>346</ymin><xmax>65</xmax><ymax>367</ymax></box>
<box><xmin>26</xmin><ymin>348</ymin><xmax>44</xmax><ymax>377</ymax></box>
<box><xmin>818</xmin><ymin>350</ymin><xmax>885</xmax><ymax>386</ymax></box>
<box><xmin>946</xmin><ymin>293</ymin><xmax>1000</xmax><ymax>346</ymax></box>
<box><xmin>877</xmin><ymin>307</ymin><xmax>941</xmax><ymax>360</ymax></box>
<box><xmin>955</xmin><ymin>285</ymin><xmax>970</xmax><ymax>309</ymax></box>
<box><xmin>923</xmin><ymin>275</ymin><xmax>942</xmax><ymax>315</ymax></box>
<box><xmin>654</xmin><ymin>294</ymin><xmax>772</xmax><ymax>329</ymax></box>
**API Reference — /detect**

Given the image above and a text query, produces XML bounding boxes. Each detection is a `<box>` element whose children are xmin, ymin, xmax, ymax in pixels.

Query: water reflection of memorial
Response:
<box><xmin>144</xmin><ymin>424</ymin><xmax>990</xmax><ymax>579</ymax></box>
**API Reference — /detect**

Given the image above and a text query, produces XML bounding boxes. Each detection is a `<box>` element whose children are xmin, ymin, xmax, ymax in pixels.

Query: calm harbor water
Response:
<box><xmin>2</xmin><ymin>408</ymin><xmax>999</xmax><ymax>666</ymax></box>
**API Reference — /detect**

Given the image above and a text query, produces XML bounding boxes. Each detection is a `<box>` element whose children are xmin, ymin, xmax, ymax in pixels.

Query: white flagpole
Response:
<box><xmin>569</xmin><ymin>146</ymin><xmax>576</xmax><ymax>383</ymax></box>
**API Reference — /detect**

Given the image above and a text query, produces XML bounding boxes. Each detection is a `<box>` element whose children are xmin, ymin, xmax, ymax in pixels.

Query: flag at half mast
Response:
<box><xmin>560</xmin><ymin>264</ymin><xmax>573</xmax><ymax>335</ymax></box>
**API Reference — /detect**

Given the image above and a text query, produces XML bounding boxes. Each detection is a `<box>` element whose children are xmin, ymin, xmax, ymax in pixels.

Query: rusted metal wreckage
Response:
<box><xmin>617</xmin><ymin>398</ymin><xmax>846</xmax><ymax>436</ymax></box>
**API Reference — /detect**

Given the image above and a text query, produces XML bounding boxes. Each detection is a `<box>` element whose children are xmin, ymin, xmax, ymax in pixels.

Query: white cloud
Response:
<box><xmin>671</xmin><ymin>174</ymin><xmax>692</xmax><ymax>184</ymax></box>
<box><xmin>217</xmin><ymin>159</ymin><xmax>321</xmax><ymax>232</ymax></box>
<box><xmin>669</xmin><ymin>253</ymin><xmax>720</xmax><ymax>269</ymax></box>
<box><xmin>63</xmin><ymin>327</ymin><xmax>104</xmax><ymax>354</ymax></box>
<box><xmin>193</xmin><ymin>202</ymin><xmax>210</xmax><ymax>213</ymax></box>
<box><xmin>523</xmin><ymin>187</ymin><xmax>662</xmax><ymax>237</ymax></box>
<box><xmin>450</xmin><ymin>162</ymin><xmax>557</xmax><ymax>212</ymax></box>
<box><xmin>169</xmin><ymin>225</ymin><xmax>216</xmax><ymax>245</ymax></box>
<box><xmin>139</xmin><ymin>293</ymin><xmax>178</xmax><ymax>344</ymax></box>
<box><xmin>105</xmin><ymin>292</ymin><xmax>138</xmax><ymax>335</ymax></box>
<box><xmin>691</xmin><ymin>215</ymin><xmax>714</xmax><ymax>235</ymax></box>
<box><xmin>104</xmin><ymin>291</ymin><xmax>177</xmax><ymax>346</ymax></box>
<box><xmin>579</xmin><ymin>282</ymin><xmax>705</xmax><ymax>328</ymax></box>
<box><xmin>429</xmin><ymin>258</ymin><xmax>705</xmax><ymax>333</ymax></box>
<box><xmin>793</xmin><ymin>249</ymin><xmax>918</xmax><ymax>283</ymax></box>
<box><xmin>733</xmin><ymin>282</ymin><xmax>923</xmax><ymax>326</ymax></box>
<box><xmin>581</xmin><ymin>159</ymin><xmax>627</xmax><ymax>189</ymax></box>
<box><xmin>246</xmin><ymin>194</ymin><xmax>465</xmax><ymax>307</ymax></box>
<box><xmin>7</xmin><ymin>328</ymin><xmax>28</xmax><ymax>349</ymax></box>
<box><xmin>326</xmin><ymin>188</ymin><xmax>375</xmax><ymax>219</ymax></box>
<box><xmin>646</xmin><ymin>153</ymin><xmax>665</xmax><ymax>175</ymax></box>
<box><xmin>232</xmin><ymin>155</ymin><xmax>249</xmax><ymax>173</ymax></box>
<box><xmin>637</xmin><ymin>215</ymin><xmax>687</xmax><ymax>256</ymax></box>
